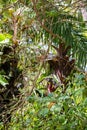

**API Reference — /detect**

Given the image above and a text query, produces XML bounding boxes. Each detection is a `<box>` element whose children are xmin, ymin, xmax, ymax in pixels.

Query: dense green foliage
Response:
<box><xmin>0</xmin><ymin>0</ymin><xmax>87</xmax><ymax>129</ymax></box>
<box><xmin>1</xmin><ymin>72</ymin><xmax>87</xmax><ymax>130</ymax></box>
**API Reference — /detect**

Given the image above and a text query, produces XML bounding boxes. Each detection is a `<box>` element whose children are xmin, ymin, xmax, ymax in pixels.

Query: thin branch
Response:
<box><xmin>31</xmin><ymin>0</ymin><xmax>65</xmax><ymax>43</ymax></box>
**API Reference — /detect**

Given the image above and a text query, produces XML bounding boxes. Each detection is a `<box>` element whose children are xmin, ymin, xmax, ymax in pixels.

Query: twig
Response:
<box><xmin>31</xmin><ymin>0</ymin><xmax>65</xmax><ymax>43</ymax></box>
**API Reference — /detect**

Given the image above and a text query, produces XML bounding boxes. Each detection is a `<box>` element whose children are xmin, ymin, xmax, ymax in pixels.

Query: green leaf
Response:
<box><xmin>0</xmin><ymin>33</ymin><xmax>12</xmax><ymax>42</ymax></box>
<box><xmin>83</xmin><ymin>98</ymin><xmax>87</xmax><ymax>107</ymax></box>
<box><xmin>73</xmin><ymin>88</ymin><xmax>84</xmax><ymax>96</ymax></box>
<box><xmin>0</xmin><ymin>33</ymin><xmax>6</xmax><ymax>41</ymax></box>
<box><xmin>37</xmin><ymin>72</ymin><xmax>50</xmax><ymax>83</ymax></box>
<box><xmin>26</xmin><ymin>96</ymin><xmax>36</xmax><ymax>103</ymax></box>
<box><xmin>58</xmin><ymin>95</ymin><xmax>70</xmax><ymax>100</ymax></box>
<box><xmin>0</xmin><ymin>74</ymin><xmax>8</xmax><ymax>86</ymax></box>
<box><xmin>38</xmin><ymin>108</ymin><xmax>49</xmax><ymax>117</ymax></box>
<box><xmin>11</xmin><ymin>0</ymin><xmax>17</xmax><ymax>3</ymax></box>
<box><xmin>59</xmin><ymin>115</ymin><xmax>66</xmax><ymax>123</ymax></box>
<box><xmin>50</xmin><ymin>104</ymin><xmax>61</xmax><ymax>113</ymax></box>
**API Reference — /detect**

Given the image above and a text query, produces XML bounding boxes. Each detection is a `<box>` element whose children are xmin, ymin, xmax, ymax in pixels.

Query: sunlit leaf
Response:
<box><xmin>0</xmin><ymin>33</ymin><xmax>12</xmax><ymax>42</ymax></box>
<box><xmin>0</xmin><ymin>74</ymin><xmax>8</xmax><ymax>86</ymax></box>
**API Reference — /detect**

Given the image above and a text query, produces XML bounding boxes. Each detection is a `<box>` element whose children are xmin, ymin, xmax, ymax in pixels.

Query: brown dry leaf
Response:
<box><xmin>48</xmin><ymin>102</ymin><xmax>56</xmax><ymax>109</ymax></box>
